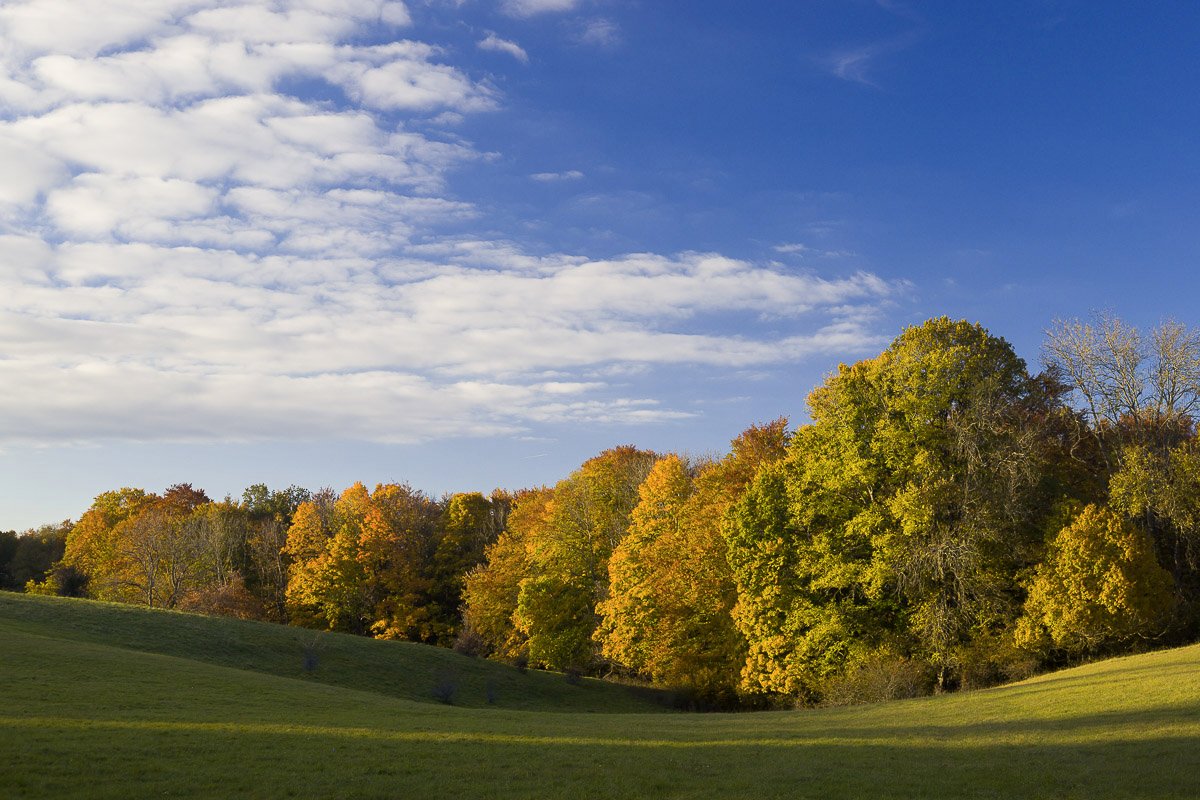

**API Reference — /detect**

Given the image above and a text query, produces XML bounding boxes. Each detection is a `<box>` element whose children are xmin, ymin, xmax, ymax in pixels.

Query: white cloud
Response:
<box><xmin>824</xmin><ymin>46</ymin><xmax>881</xmax><ymax>87</ymax></box>
<box><xmin>577</xmin><ymin>18</ymin><xmax>619</xmax><ymax>47</ymax></box>
<box><xmin>819</xmin><ymin>34</ymin><xmax>918</xmax><ymax>87</ymax></box>
<box><xmin>478</xmin><ymin>32</ymin><xmax>529</xmax><ymax>63</ymax></box>
<box><xmin>530</xmin><ymin>170</ymin><xmax>584</xmax><ymax>182</ymax></box>
<box><xmin>0</xmin><ymin>0</ymin><xmax>900</xmax><ymax>447</ymax></box>
<box><xmin>774</xmin><ymin>242</ymin><xmax>856</xmax><ymax>259</ymax></box>
<box><xmin>0</xmin><ymin>133</ymin><xmax>67</xmax><ymax>207</ymax></box>
<box><xmin>501</xmin><ymin>0</ymin><xmax>579</xmax><ymax>18</ymax></box>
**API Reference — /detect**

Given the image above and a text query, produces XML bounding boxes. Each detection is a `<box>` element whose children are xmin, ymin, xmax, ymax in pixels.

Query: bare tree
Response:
<box><xmin>1045</xmin><ymin>314</ymin><xmax>1200</xmax><ymax>469</ymax></box>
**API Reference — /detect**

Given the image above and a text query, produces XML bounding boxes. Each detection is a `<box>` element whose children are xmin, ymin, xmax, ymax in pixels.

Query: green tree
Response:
<box><xmin>1046</xmin><ymin>315</ymin><xmax>1200</xmax><ymax>625</ymax></box>
<box><xmin>727</xmin><ymin>319</ymin><xmax>1069</xmax><ymax>698</ymax></box>
<box><xmin>1</xmin><ymin>522</ymin><xmax>70</xmax><ymax>591</ymax></box>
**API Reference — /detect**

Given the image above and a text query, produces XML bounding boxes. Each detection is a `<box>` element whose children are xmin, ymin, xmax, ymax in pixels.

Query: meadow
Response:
<box><xmin>3</xmin><ymin>592</ymin><xmax>1198</xmax><ymax>799</ymax></box>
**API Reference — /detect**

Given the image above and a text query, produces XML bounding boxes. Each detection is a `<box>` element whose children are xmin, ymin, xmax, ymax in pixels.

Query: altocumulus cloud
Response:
<box><xmin>0</xmin><ymin>0</ymin><xmax>900</xmax><ymax>446</ymax></box>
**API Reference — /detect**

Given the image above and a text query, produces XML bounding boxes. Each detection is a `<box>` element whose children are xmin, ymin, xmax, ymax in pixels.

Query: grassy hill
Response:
<box><xmin>3</xmin><ymin>593</ymin><xmax>1199</xmax><ymax>799</ymax></box>
<box><xmin>0</xmin><ymin>592</ymin><xmax>663</xmax><ymax>713</ymax></box>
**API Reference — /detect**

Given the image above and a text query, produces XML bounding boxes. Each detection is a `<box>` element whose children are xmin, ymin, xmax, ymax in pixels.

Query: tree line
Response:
<box><xmin>7</xmin><ymin>315</ymin><xmax>1200</xmax><ymax>706</ymax></box>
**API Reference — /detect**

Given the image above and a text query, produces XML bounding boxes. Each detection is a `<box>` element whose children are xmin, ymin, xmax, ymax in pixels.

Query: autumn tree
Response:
<box><xmin>360</xmin><ymin>482</ymin><xmax>444</xmax><ymax>642</ymax></box>
<box><xmin>1047</xmin><ymin>315</ymin><xmax>1200</xmax><ymax>624</ymax></box>
<box><xmin>284</xmin><ymin>482</ymin><xmax>454</xmax><ymax>640</ymax></box>
<box><xmin>285</xmin><ymin>482</ymin><xmax>373</xmax><ymax>632</ymax></box>
<box><xmin>59</xmin><ymin>488</ymin><xmax>153</xmax><ymax>602</ymax></box>
<box><xmin>597</xmin><ymin>454</ymin><xmax>694</xmax><ymax>679</ymax></box>
<box><xmin>727</xmin><ymin>319</ymin><xmax>1071</xmax><ymax>699</ymax></box>
<box><xmin>116</xmin><ymin>484</ymin><xmax>211</xmax><ymax>608</ymax></box>
<box><xmin>461</xmin><ymin>487</ymin><xmax>553</xmax><ymax>661</ymax></box>
<box><xmin>1017</xmin><ymin>504</ymin><xmax>1174</xmax><ymax>655</ymax></box>
<box><xmin>598</xmin><ymin>420</ymin><xmax>789</xmax><ymax>700</ymax></box>
<box><xmin>510</xmin><ymin>446</ymin><xmax>659</xmax><ymax>671</ymax></box>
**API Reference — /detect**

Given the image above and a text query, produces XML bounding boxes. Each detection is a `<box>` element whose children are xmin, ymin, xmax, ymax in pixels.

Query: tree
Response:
<box><xmin>461</xmin><ymin>487</ymin><xmax>553</xmax><ymax>661</ymax></box>
<box><xmin>359</xmin><ymin>483</ymin><xmax>443</xmax><ymax>642</ymax></box>
<box><xmin>726</xmin><ymin>319</ymin><xmax>1070</xmax><ymax>698</ymax></box>
<box><xmin>0</xmin><ymin>530</ymin><xmax>17</xmax><ymax>589</ymax></box>
<box><xmin>242</xmin><ymin>483</ymin><xmax>311</xmax><ymax>621</ymax></box>
<box><xmin>1017</xmin><ymin>504</ymin><xmax>1174</xmax><ymax>655</ymax></box>
<box><xmin>285</xmin><ymin>482</ymin><xmax>451</xmax><ymax>640</ymax></box>
<box><xmin>1047</xmin><ymin>315</ymin><xmax>1200</xmax><ymax>623</ymax></box>
<box><xmin>1110</xmin><ymin>442</ymin><xmax>1200</xmax><ymax>615</ymax></box>
<box><xmin>1045</xmin><ymin>314</ymin><xmax>1200</xmax><ymax>468</ymax></box>
<box><xmin>1</xmin><ymin>522</ymin><xmax>70</xmax><ymax>591</ymax></box>
<box><xmin>60</xmin><ymin>488</ymin><xmax>153</xmax><ymax>602</ymax></box>
<box><xmin>514</xmin><ymin>446</ymin><xmax>658</xmax><ymax>671</ymax></box>
<box><xmin>115</xmin><ymin>484</ymin><xmax>211</xmax><ymax>608</ymax></box>
<box><xmin>429</xmin><ymin>491</ymin><xmax>509</xmax><ymax>641</ymax></box>
<box><xmin>597</xmin><ymin>420</ymin><xmax>789</xmax><ymax>700</ymax></box>
<box><xmin>597</xmin><ymin>454</ymin><xmax>695</xmax><ymax>678</ymax></box>
<box><xmin>283</xmin><ymin>495</ymin><xmax>338</xmax><ymax>627</ymax></box>
<box><xmin>285</xmin><ymin>482</ymin><xmax>373</xmax><ymax>632</ymax></box>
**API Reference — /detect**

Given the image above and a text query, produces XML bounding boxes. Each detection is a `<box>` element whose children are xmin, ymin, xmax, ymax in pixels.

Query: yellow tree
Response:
<box><xmin>1017</xmin><ymin>504</ymin><xmax>1175</xmax><ymax>655</ymax></box>
<box><xmin>461</xmin><ymin>487</ymin><xmax>553</xmax><ymax>661</ymax></box>
<box><xmin>359</xmin><ymin>483</ymin><xmax>443</xmax><ymax>643</ymax></box>
<box><xmin>513</xmin><ymin>446</ymin><xmax>659</xmax><ymax>671</ymax></box>
<box><xmin>59</xmin><ymin>488</ymin><xmax>152</xmax><ymax>601</ymax></box>
<box><xmin>283</xmin><ymin>498</ymin><xmax>334</xmax><ymax>625</ymax></box>
<box><xmin>599</xmin><ymin>421</ymin><xmax>789</xmax><ymax>700</ymax></box>
<box><xmin>114</xmin><ymin>484</ymin><xmax>210</xmax><ymax>608</ymax></box>
<box><xmin>596</xmin><ymin>454</ymin><xmax>694</xmax><ymax>678</ymax></box>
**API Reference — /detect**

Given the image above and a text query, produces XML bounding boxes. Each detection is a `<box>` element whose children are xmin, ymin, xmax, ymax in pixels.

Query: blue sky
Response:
<box><xmin>2</xmin><ymin>0</ymin><xmax>1198</xmax><ymax>530</ymax></box>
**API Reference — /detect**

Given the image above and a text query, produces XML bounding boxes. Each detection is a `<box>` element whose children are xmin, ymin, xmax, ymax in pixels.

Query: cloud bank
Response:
<box><xmin>0</xmin><ymin>0</ymin><xmax>900</xmax><ymax>446</ymax></box>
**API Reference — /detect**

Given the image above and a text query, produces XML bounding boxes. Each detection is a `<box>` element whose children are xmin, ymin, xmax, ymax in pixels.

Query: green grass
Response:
<box><xmin>0</xmin><ymin>592</ymin><xmax>664</xmax><ymax>712</ymax></box>
<box><xmin>3</xmin><ymin>593</ymin><xmax>1200</xmax><ymax>798</ymax></box>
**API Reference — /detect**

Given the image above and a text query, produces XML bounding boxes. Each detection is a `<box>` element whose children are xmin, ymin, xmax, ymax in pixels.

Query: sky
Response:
<box><xmin>3</xmin><ymin>0</ymin><xmax>1200</xmax><ymax>530</ymax></box>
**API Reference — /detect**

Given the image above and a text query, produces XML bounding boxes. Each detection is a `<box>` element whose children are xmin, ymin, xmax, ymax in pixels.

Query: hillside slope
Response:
<box><xmin>0</xmin><ymin>592</ymin><xmax>665</xmax><ymax>712</ymax></box>
<box><xmin>3</xmin><ymin>592</ymin><xmax>1200</xmax><ymax>798</ymax></box>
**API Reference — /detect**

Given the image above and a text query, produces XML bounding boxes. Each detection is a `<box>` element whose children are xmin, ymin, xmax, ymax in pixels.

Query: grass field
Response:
<box><xmin>3</xmin><ymin>593</ymin><xmax>1199</xmax><ymax>799</ymax></box>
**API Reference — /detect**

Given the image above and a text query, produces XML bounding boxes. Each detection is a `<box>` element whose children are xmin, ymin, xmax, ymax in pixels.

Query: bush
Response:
<box><xmin>954</xmin><ymin>635</ymin><xmax>1041</xmax><ymax>691</ymax></box>
<box><xmin>819</xmin><ymin>654</ymin><xmax>934</xmax><ymax>707</ymax></box>
<box><xmin>178</xmin><ymin>575</ymin><xmax>265</xmax><ymax>621</ymax></box>
<box><xmin>452</xmin><ymin>625</ymin><xmax>488</xmax><ymax>658</ymax></box>
<box><xmin>298</xmin><ymin>632</ymin><xmax>325</xmax><ymax>673</ymax></box>
<box><xmin>25</xmin><ymin>564</ymin><xmax>88</xmax><ymax>598</ymax></box>
<box><xmin>431</xmin><ymin>670</ymin><xmax>458</xmax><ymax>704</ymax></box>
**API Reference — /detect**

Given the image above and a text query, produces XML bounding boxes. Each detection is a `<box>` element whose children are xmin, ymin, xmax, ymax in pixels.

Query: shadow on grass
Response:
<box><xmin>3</xmin><ymin>714</ymin><xmax>1197</xmax><ymax>799</ymax></box>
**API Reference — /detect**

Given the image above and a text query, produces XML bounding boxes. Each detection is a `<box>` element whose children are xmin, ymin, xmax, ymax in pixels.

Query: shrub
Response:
<box><xmin>452</xmin><ymin>625</ymin><xmax>488</xmax><ymax>658</ymax></box>
<box><xmin>178</xmin><ymin>575</ymin><xmax>265</xmax><ymax>621</ymax></box>
<box><xmin>298</xmin><ymin>632</ymin><xmax>325</xmax><ymax>673</ymax></box>
<box><xmin>819</xmin><ymin>653</ymin><xmax>934</xmax><ymax>707</ymax></box>
<box><xmin>431</xmin><ymin>670</ymin><xmax>458</xmax><ymax>704</ymax></box>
